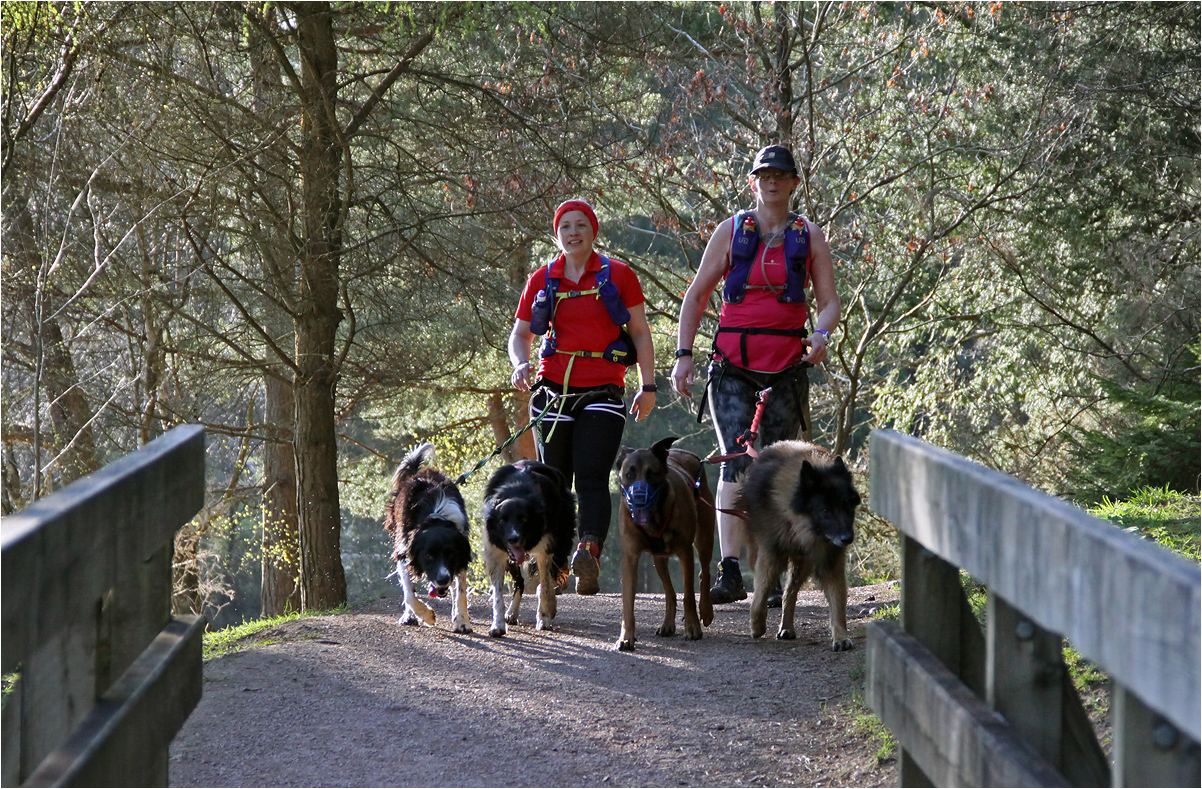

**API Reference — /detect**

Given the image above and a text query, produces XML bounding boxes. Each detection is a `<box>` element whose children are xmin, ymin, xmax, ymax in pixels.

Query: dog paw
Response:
<box><xmin>615</xmin><ymin>639</ymin><xmax>636</xmax><ymax>652</ymax></box>
<box><xmin>535</xmin><ymin>619</ymin><xmax>554</xmax><ymax>632</ymax></box>
<box><xmin>453</xmin><ymin>622</ymin><xmax>473</xmax><ymax>635</ymax></box>
<box><xmin>505</xmin><ymin>614</ymin><xmax>519</xmax><ymax>625</ymax></box>
<box><xmin>776</xmin><ymin>628</ymin><xmax>797</xmax><ymax>640</ymax></box>
<box><xmin>411</xmin><ymin>601</ymin><xmax>436</xmax><ymax>626</ymax></box>
<box><xmin>489</xmin><ymin>623</ymin><xmax>507</xmax><ymax>637</ymax></box>
<box><xmin>399</xmin><ymin>610</ymin><xmax>420</xmax><ymax>626</ymax></box>
<box><xmin>832</xmin><ymin>638</ymin><xmax>854</xmax><ymax>652</ymax></box>
<box><xmin>656</xmin><ymin>624</ymin><xmax>676</xmax><ymax>637</ymax></box>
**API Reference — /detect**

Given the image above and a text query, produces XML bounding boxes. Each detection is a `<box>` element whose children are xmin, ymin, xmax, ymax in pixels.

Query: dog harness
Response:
<box><xmin>715</xmin><ymin>211</ymin><xmax>811</xmax><ymax>370</ymax></box>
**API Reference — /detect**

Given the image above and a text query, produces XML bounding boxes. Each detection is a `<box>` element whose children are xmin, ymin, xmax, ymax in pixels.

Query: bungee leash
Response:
<box><xmin>705</xmin><ymin>387</ymin><xmax>772</xmax><ymax>522</ymax></box>
<box><xmin>704</xmin><ymin>386</ymin><xmax>772</xmax><ymax>464</ymax></box>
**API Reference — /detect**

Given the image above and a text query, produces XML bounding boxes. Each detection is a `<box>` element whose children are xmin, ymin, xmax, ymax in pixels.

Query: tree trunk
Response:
<box><xmin>487</xmin><ymin>392</ymin><xmax>536</xmax><ymax>464</ymax></box>
<box><xmin>262</xmin><ymin>375</ymin><xmax>301</xmax><ymax>615</ymax></box>
<box><xmin>40</xmin><ymin>317</ymin><xmax>100</xmax><ymax>485</ymax></box>
<box><xmin>510</xmin><ymin>391</ymin><xmax>537</xmax><ymax>461</ymax></box>
<box><xmin>252</xmin><ymin>3</ymin><xmax>303</xmax><ymax>617</ymax></box>
<box><xmin>9</xmin><ymin>196</ymin><xmax>100</xmax><ymax>490</ymax></box>
<box><xmin>293</xmin><ymin>2</ymin><xmax>346</xmax><ymax>610</ymax></box>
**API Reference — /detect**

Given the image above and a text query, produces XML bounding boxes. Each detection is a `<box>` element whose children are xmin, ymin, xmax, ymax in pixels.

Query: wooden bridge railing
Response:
<box><xmin>2</xmin><ymin>425</ymin><xmax>207</xmax><ymax>787</ymax></box>
<box><xmin>865</xmin><ymin>429</ymin><xmax>1200</xmax><ymax>787</ymax></box>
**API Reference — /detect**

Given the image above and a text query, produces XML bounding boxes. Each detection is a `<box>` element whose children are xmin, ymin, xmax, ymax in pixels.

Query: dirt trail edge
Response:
<box><xmin>170</xmin><ymin>582</ymin><xmax>900</xmax><ymax>788</ymax></box>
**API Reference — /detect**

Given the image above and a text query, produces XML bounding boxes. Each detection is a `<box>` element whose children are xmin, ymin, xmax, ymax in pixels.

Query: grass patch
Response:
<box><xmin>1090</xmin><ymin>486</ymin><xmax>1200</xmax><ymax>562</ymax></box>
<box><xmin>203</xmin><ymin>606</ymin><xmax>347</xmax><ymax>660</ymax></box>
<box><xmin>1064</xmin><ymin>643</ymin><xmax>1107</xmax><ymax>689</ymax></box>
<box><xmin>852</xmin><ymin>704</ymin><xmax>897</xmax><ymax>763</ymax></box>
<box><xmin>2</xmin><ymin>672</ymin><xmax>18</xmax><ymax>708</ymax></box>
<box><xmin>847</xmin><ymin>649</ymin><xmax>897</xmax><ymax>764</ymax></box>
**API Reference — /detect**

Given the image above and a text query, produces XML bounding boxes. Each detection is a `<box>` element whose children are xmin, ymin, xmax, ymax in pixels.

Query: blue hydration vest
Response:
<box><xmin>529</xmin><ymin>255</ymin><xmax>636</xmax><ymax>365</ymax></box>
<box><xmin>722</xmin><ymin>210</ymin><xmax>810</xmax><ymax>305</ymax></box>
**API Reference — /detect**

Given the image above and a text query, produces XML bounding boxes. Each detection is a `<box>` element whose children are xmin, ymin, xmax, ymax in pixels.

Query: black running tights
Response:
<box><xmin>531</xmin><ymin>382</ymin><xmax>627</xmax><ymax>548</ymax></box>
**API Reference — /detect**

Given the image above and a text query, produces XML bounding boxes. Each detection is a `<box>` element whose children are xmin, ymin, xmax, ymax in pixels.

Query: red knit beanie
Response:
<box><xmin>553</xmin><ymin>199</ymin><xmax>599</xmax><ymax>237</ymax></box>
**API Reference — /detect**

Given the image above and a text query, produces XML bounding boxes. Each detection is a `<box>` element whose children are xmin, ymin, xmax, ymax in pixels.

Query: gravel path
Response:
<box><xmin>170</xmin><ymin>583</ymin><xmax>900</xmax><ymax>788</ymax></box>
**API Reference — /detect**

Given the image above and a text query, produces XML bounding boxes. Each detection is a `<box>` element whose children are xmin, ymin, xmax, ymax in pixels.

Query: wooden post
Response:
<box><xmin>900</xmin><ymin>535</ymin><xmax>958</xmax><ymax>787</ymax></box>
<box><xmin>985</xmin><ymin>592</ymin><xmax>1064</xmax><ymax>764</ymax></box>
<box><xmin>1113</xmin><ymin>685</ymin><xmax>1202</xmax><ymax>788</ymax></box>
<box><xmin>899</xmin><ymin>535</ymin><xmax>989</xmax><ymax>785</ymax></box>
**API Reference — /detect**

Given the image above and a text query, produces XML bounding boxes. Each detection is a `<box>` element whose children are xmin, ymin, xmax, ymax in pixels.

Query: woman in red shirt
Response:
<box><xmin>508</xmin><ymin>200</ymin><xmax>656</xmax><ymax>595</ymax></box>
<box><xmin>670</xmin><ymin>145</ymin><xmax>841</xmax><ymax>605</ymax></box>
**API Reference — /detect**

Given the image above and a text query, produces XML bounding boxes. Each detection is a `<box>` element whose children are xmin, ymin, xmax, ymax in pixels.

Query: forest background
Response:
<box><xmin>3</xmin><ymin>1</ymin><xmax>1198</xmax><ymax>628</ymax></box>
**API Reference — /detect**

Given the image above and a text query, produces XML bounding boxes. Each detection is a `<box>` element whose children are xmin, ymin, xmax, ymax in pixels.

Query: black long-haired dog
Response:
<box><xmin>740</xmin><ymin>440</ymin><xmax>861</xmax><ymax>649</ymax></box>
<box><xmin>481</xmin><ymin>459</ymin><xmax>576</xmax><ymax>636</ymax></box>
<box><xmin>383</xmin><ymin>443</ymin><xmax>473</xmax><ymax>633</ymax></box>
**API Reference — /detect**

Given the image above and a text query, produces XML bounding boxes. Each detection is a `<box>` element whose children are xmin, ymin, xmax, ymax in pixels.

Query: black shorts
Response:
<box><xmin>706</xmin><ymin>359</ymin><xmax>810</xmax><ymax>483</ymax></box>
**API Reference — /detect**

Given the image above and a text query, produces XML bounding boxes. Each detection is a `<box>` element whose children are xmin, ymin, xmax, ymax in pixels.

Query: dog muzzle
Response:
<box><xmin>621</xmin><ymin>481</ymin><xmax>661</xmax><ymax>527</ymax></box>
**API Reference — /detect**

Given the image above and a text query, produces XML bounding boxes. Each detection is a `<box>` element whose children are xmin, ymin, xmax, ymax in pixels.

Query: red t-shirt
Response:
<box><xmin>516</xmin><ymin>253</ymin><xmax>645</xmax><ymax>388</ymax></box>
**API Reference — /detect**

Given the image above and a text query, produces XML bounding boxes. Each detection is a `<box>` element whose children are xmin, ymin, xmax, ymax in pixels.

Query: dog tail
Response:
<box><xmin>391</xmin><ymin>442</ymin><xmax>435</xmax><ymax>493</ymax></box>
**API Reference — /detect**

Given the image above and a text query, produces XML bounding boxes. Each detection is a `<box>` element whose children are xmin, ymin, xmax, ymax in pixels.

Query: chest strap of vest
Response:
<box><xmin>723</xmin><ymin>211</ymin><xmax>810</xmax><ymax>305</ymax></box>
<box><xmin>529</xmin><ymin>255</ymin><xmax>631</xmax><ymax>341</ymax></box>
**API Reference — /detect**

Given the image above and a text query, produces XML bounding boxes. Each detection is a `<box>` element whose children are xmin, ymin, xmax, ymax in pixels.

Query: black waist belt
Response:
<box><xmin>715</xmin><ymin>326</ymin><xmax>807</xmax><ymax>369</ymax></box>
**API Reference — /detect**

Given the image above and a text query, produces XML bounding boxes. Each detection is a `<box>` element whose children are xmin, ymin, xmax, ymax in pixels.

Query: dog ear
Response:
<box><xmin>614</xmin><ymin>445</ymin><xmax>633</xmax><ymax>470</ymax></box>
<box><xmin>831</xmin><ymin>456</ymin><xmax>861</xmax><ymax>499</ymax></box>
<box><xmin>651</xmin><ymin>436</ymin><xmax>678</xmax><ymax>465</ymax></box>
<box><xmin>799</xmin><ymin>459</ymin><xmax>819</xmax><ymax>490</ymax></box>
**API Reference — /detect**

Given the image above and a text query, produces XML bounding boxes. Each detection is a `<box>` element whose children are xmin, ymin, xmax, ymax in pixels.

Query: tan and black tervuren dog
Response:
<box><xmin>740</xmin><ymin>440</ymin><xmax>861</xmax><ymax>650</ymax></box>
<box><xmin>613</xmin><ymin>436</ymin><xmax>716</xmax><ymax>651</ymax></box>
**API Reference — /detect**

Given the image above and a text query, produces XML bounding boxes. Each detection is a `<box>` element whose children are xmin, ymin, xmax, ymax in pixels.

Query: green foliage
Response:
<box><xmin>847</xmin><ymin>654</ymin><xmax>896</xmax><ymax>763</ymax></box>
<box><xmin>1063</xmin><ymin>643</ymin><xmax>1108</xmax><ymax>691</ymax></box>
<box><xmin>1</xmin><ymin>672</ymin><xmax>17</xmax><ymax>708</ymax></box>
<box><xmin>1068</xmin><ymin>367</ymin><xmax>1201</xmax><ymax>503</ymax></box>
<box><xmin>852</xmin><ymin>707</ymin><xmax>897</xmax><ymax>764</ymax></box>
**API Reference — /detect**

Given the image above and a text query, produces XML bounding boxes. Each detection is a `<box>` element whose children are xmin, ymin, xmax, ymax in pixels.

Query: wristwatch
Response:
<box><xmin>674</xmin><ymin>348</ymin><xmax>694</xmax><ymax>358</ymax></box>
<box><xmin>641</xmin><ymin>384</ymin><xmax>657</xmax><ymax>393</ymax></box>
<box><xmin>813</xmin><ymin>328</ymin><xmax>831</xmax><ymax>341</ymax></box>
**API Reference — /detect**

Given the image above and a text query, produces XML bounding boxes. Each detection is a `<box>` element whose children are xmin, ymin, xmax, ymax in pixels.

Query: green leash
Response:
<box><xmin>454</xmin><ymin>390</ymin><xmax>586</xmax><ymax>485</ymax></box>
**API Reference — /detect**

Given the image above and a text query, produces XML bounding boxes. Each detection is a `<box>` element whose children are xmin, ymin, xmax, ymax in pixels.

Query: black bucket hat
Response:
<box><xmin>750</xmin><ymin>145</ymin><xmax>797</xmax><ymax>175</ymax></box>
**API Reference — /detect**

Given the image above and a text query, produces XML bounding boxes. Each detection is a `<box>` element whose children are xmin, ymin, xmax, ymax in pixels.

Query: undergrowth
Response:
<box><xmin>1089</xmin><ymin>485</ymin><xmax>1200</xmax><ymax>562</ymax></box>
<box><xmin>203</xmin><ymin>606</ymin><xmax>347</xmax><ymax>660</ymax></box>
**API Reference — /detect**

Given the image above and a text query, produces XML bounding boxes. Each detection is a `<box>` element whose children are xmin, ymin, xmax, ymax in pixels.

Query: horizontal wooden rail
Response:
<box><xmin>867</xmin><ymin>429</ymin><xmax>1200</xmax><ymax>787</ymax></box>
<box><xmin>23</xmin><ymin>615</ymin><xmax>205</xmax><ymax>787</ymax></box>
<box><xmin>867</xmin><ymin>621</ymin><xmax>1069</xmax><ymax>787</ymax></box>
<box><xmin>1</xmin><ymin>425</ymin><xmax>206</xmax><ymax>786</ymax></box>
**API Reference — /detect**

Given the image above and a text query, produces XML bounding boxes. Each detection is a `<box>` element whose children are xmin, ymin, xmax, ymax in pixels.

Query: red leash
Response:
<box><xmin>705</xmin><ymin>387</ymin><xmax>772</xmax><ymax>464</ymax></box>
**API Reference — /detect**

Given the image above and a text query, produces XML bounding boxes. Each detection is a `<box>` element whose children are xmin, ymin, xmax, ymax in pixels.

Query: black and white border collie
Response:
<box><xmin>383</xmin><ymin>443</ymin><xmax>473</xmax><ymax>633</ymax></box>
<box><xmin>481</xmin><ymin>460</ymin><xmax>576</xmax><ymax>636</ymax></box>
